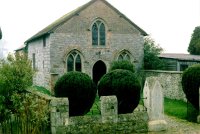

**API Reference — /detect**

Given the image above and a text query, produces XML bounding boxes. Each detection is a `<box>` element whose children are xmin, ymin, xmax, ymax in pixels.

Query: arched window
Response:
<box><xmin>118</xmin><ymin>51</ymin><xmax>131</xmax><ymax>61</ymax></box>
<box><xmin>67</xmin><ymin>51</ymin><xmax>82</xmax><ymax>72</ymax></box>
<box><xmin>92</xmin><ymin>20</ymin><xmax>106</xmax><ymax>46</ymax></box>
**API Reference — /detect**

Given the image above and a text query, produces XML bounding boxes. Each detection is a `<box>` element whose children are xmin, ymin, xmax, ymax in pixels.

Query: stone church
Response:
<box><xmin>25</xmin><ymin>0</ymin><xmax>147</xmax><ymax>91</ymax></box>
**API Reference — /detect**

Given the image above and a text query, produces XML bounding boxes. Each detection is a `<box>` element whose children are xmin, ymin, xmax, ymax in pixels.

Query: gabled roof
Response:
<box><xmin>15</xmin><ymin>44</ymin><xmax>26</xmax><ymax>52</ymax></box>
<box><xmin>25</xmin><ymin>0</ymin><xmax>147</xmax><ymax>43</ymax></box>
<box><xmin>159</xmin><ymin>53</ymin><xmax>200</xmax><ymax>61</ymax></box>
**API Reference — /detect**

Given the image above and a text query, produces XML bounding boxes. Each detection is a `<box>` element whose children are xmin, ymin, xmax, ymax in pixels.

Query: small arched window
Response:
<box><xmin>67</xmin><ymin>51</ymin><xmax>82</xmax><ymax>72</ymax></box>
<box><xmin>118</xmin><ymin>51</ymin><xmax>131</xmax><ymax>61</ymax></box>
<box><xmin>92</xmin><ymin>20</ymin><xmax>106</xmax><ymax>46</ymax></box>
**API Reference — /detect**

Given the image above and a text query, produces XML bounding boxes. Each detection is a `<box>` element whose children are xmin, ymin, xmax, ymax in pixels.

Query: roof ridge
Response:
<box><xmin>25</xmin><ymin>0</ymin><xmax>147</xmax><ymax>43</ymax></box>
<box><xmin>101</xmin><ymin>0</ymin><xmax>147</xmax><ymax>36</ymax></box>
<box><xmin>25</xmin><ymin>0</ymin><xmax>95</xmax><ymax>43</ymax></box>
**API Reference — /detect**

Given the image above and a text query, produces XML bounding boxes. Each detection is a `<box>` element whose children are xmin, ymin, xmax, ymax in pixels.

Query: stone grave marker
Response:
<box><xmin>150</xmin><ymin>80</ymin><xmax>164</xmax><ymax>120</ymax></box>
<box><xmin>144</xmin><ymin>77</ymin><xmax>167</xmax><ymax>131</ymax></box>
<box><xmin>143</xmin><ymin>77</ymin><xmax>158</xmax><ymax>115</ymax></box>
<box><xmin>143</xmin><ymin>77</ymin><xmax>151</xmax><ymax>114</ymax></box>
<box><xmin>101</xmin><ymin>96</ymin><xmax>118</xmax><ymax>123</ymax></box>
<box><xmin>50</xmin><ymin>98</ymin><xmax>69</xmax><ymax>134</ymax></box>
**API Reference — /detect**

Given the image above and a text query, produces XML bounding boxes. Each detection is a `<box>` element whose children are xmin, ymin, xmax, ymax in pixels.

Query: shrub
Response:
<box><xmin>109</xmin><ymin>60</ymin><xmax>135</xmax><ymax>73</ymax></box>
<box><xmin>0</xmin><ymin>53</ymin><xmax>34</xmax><ymax>122</ymax></box>
<box><xmin>54</xmin><ymin>71</ymin><xmax>97</xmax><ymax>116</ymax></box>
<box><xmin>10</xmin><ymin>92</ymin><xmax>50</xmax><ymax>133</ymax></box>
<box><xmin>182</xmin><ymin>64</ymin><xmax>200</xmax><ymax>110</ymax></box>
<box><xmin>98</xmin><ymin>69</ymin><xmax>141</xmax><ymax>114</ymax></box>
<box><xmin>0</xmin><ymin>53</ymin><xmax>34</xmax><ymax>94</ymax></box>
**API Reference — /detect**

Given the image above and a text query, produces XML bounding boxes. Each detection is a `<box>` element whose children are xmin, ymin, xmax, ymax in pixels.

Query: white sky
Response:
<box><xmin>0</xmin><ymin>0</ymin><xmax>200</xmax><ymax>53</ymax></box>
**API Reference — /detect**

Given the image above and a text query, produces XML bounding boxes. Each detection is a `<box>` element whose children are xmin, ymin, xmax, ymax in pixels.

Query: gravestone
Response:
<box><xmin>197</xmin><ymin>88</ymin><xmax>200</xmax><ymax>123</ymax></box>
<box><xmin>50</xmin><ymin>98</ymin><xmax>69</xmax><ymax>134</ymax></box>
<box><xmin>150</xmin><ymin>80</ymin><xmax>164</xmax><ymax>120</ymax></box>
<box><xmin>101</xmin><ymin>96</ymin><xmax>118</xmax><ymax>123</ymax></box>
<box><xmin>143</xmin><ymin>78</ymin><xmax>150</xmax><ymax>114</ymax></box>
<box><xmin>144</xmin><ymin>77</ymin><xmax>167</xmax><ymax>131</ymax></box>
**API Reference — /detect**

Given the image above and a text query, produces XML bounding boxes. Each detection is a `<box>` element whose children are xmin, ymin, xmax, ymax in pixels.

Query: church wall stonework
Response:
<box><xmin>27</xmin><ymin>0</ymin><xmax>145</xmax><ymax>90</ymax></box>
<box><xmin>28</xmin><ymin>35</ymin><xmax>51</xmax><ymax>89</ymax></box>
<box><xmin>49</xmin><ymin>0</ymin><xmax>144</xmax><ymax>77</ymax></box>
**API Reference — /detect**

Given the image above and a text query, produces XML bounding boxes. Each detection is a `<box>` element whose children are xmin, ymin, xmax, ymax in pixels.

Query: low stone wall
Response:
<box><xmin>62</xmin><ymin>112</ymin><xmax>148</xmax><ymax>134</ymax></box>
<box><xmin>145</xmin><ymin>70</ymin><xmax>186</xmax><ymax>101</ymax></box>
<box><xmin>50</xmin><ymin>96</ymin><xmax>148</xmax><ymax>134</ymax></box>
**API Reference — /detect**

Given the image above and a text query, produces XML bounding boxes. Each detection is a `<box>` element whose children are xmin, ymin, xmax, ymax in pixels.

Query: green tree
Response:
<box><xmin>109</xmin><ymin>60</ymin><xmax>135</xmax><ymax>73</ymax></box>
<box><xmin>144</xmin><ymin>37</ymin><xmax>165</xmax><ymax>70</ymax></box>
<box><xmin>188</xmin><ymin>26</ymin><xmax>200</xmax><ymax>55</ymax></box>
<box><xmin>0</xmin><ymin>53</ymin><xmax>34</xmax><ymax>94</ymax></box>
<box><xmin>55</xmin><ymin>71</ymin><xmax>97</xmax><ymax>116</ymax></box>
<box><xmin>0</xmin><ymin>53</ymin><xmax>34</xmax><ymax>121</ymax></box>
<box><xmin>182</xmin><ymin>64</ymin><xmax>200</xmax><ymax>110</ymax></box>
<box><xmin>98</xmin><ymin>69</ymin><xmax>141</xmax><ymax>114</ymax></box>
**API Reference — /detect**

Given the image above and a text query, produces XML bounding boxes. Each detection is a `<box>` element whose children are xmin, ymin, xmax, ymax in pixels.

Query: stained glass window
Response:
<box><xmin>92</xmin><ymin>20</ymin><xmax>106</xmax><ymax>46</ymax></box>
<box><xmin>67</xmin><ymin>51</ymin><xmax>82</xmax><ymax>72</ymax></box>
<box><xmin>118</xmin><ymin>52</ymin><xmax>131</xmax><ymax>61</ymax></box>
<box><xmin>100</xmin><ymin>23</ymin><xmax>105</xmax><ymax>46</ymax></box>
<box><xmin>92</xmin><ymin>23</ymin><xmax>98</xmax><ymax>45</ymax></box>
<box><xmin>75</xmin><ymin>54</ymin><xmax>81</xmax><ymax>72</ymax></box>
<box><xmin>67</xmin><ymin>54</ymin><xmax>74</xmax><ymax>72</ymax></box>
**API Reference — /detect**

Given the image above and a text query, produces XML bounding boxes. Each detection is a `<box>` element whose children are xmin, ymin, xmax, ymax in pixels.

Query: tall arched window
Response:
<box><xmin>92</xmin><ymin>20</ymin><xmax>106</xmax><ymax>46</ymax></box>
<box><xmin>67</xmin><ymin>51</ymin><xmax>82</xmax><ymax>72</ymax></box>
<box><xmin>118</xmin><ymin>51</ymin><xmax>131</xmax><ymax>61</ymax></box>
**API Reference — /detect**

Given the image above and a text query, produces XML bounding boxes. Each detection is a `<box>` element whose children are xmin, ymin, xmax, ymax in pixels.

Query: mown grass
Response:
<box><xmin>87</xmin><ymin>96</ymin><xmax>101</xmax><ymax>115</ymax></box>
<box><xmin>164</xmin><ymin>97</ymin><xmax>199</xmax><ymax>122</ymax></box>
<box><xmin>87</xmin><ymin>96</ymin><xmax>144</xmax><ymax>116</ymax></box>
<box><xmin>31</xmin><ymin>85</ymin><xmax>52</xmax><ymax>96</ymax></box>
<box><xmin>87</xmin><ymin>96</ymin><xmax>199</xmax><ymax>122</ymax></box>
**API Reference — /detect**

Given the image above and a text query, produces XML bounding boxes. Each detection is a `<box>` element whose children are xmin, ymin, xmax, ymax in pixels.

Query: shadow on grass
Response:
<box><xmin>164</xmin><ymin>98</ymin><xmax>199</xmax><ymax>123</ymax></box>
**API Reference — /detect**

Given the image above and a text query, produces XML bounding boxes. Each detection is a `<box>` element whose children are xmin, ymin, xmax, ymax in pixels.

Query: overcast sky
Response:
<box><xmin>0</xmin><ymin>0</ymin><xmax>200</xmax><ymax>53</ymax></box>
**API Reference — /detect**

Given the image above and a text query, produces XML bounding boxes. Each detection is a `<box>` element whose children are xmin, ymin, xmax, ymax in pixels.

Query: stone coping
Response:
<box><xmin>144</xmin><ymin>70</ymin><xmax>183</xmax><ymax>74</ymax></box>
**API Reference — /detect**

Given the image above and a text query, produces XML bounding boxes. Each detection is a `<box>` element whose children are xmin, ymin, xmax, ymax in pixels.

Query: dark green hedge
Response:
<box><xmin>54</xmin><ymin>71</ymin><xmax>97</xmax><ymax>116</ymax></box>
<box><xmin>98</xmin><ymin>69</ymin><xmax>141</xmax><ymax>114</ymax></box>
<box><xmin>182</xmin><ymin>64</ymin><xmax>200</xmax><ymax>110</ymax></box>
<box><xmin>109</xmin><ymin>60</ymin><xmax>135</xmax><ymax>73</ymax></box>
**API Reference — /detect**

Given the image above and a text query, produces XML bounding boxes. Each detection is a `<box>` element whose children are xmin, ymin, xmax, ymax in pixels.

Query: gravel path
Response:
<box><xmin>148</xmin><ymin>115</ymin><xmax>200</xmax><ymax>134</ymax></box>
<box><xmin>135</xmin><ymin>105</ymin><xmax>200</xmax><ymax>133</ymax></box>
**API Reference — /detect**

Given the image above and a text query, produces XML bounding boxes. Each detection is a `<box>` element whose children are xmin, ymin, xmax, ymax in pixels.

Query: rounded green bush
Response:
<box><xmin>54</xmin><ymin>71</ymin><xmax>97</xmax><ymax>116</ymax></box>
<box><xmin>109</xmin><ymin>60</ymin><xmax>135</xmax><ymax>73</ymax></box>
<box><xmin>182</xmin><ymin>64</ymin><xmax>200</xmax><ymax>110</ymax></box>
<box><xmin>98</xmin><ymin>69</ymin><xmax>141</xmax><ymax>114</ymax></box>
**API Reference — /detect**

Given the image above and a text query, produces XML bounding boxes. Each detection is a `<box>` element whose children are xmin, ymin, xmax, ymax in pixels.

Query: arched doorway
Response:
<box><xmin>93</xmin><ymin>60</ymin><xmax>106</xmax><ymax>85</ymax></box>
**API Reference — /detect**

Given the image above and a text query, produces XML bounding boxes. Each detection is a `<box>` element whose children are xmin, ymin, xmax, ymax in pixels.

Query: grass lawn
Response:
<box><xmin>29</xmin><ymin>85</ymin><xmax>199</xmax><ymax>122</ymax></box>
<box><xmin>87</xmin><ymin>96</ymin><xmax>101</xmax><ymax>115</ymax></box>
<box><xmin>87</xmin><ymin>96</ymin><xmax>199</xmax><ymax>123</ymax></box>
<box><xmin>30</xmin><ymin>85</ymin><xmax>52</xmax><ymax>96</ymax></box>
<box><xmin>164</xmin><ymin>97</ymin><xmax>199</xmax><ymax>122</ymax></box>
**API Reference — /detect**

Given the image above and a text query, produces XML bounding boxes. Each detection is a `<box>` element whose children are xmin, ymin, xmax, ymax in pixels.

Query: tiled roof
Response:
<box><xmin>15</xmin><ymin>45</ymin><xmax>26</xmax><ymax>51</ymax></box>
<box><xmin>159</xmin><ymin>53</ymin><xmax>200</xmax><ymax>61</ymax></box>
<box><xmin>25</xmin><ymin>0</ymin><xmax>147</xmax><ymax>43</ymax></box>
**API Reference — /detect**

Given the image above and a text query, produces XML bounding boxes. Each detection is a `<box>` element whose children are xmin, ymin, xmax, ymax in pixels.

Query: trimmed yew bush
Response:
<box><xmin>54</xmin><ymin>71</ymin><xmax>97</xmax><ymax>116</ymax></box>
<box><xmin>182</xmin><ymin>64</ymin><xmax>200</xmax><ymax>110</ymax></box>
<box><xmin>109</xmin><ymin>60</ymin><xmax>135</xmax><ymax>73</ymax></box>
<box><xmin>98</xmin><ymin>69</ymin><xmax>141</xmax><ymax>114</ymax></box>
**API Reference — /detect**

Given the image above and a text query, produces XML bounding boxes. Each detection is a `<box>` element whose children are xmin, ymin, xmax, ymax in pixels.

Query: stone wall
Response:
<box><xmin>28</xmin><ymin>35</ymin><xmax>51</xmax><ymax>89</ymax></box>
<box><xmin>27</xmin><ymin>0</ymin><xmax>145</xmax><ymax>89</ymax></box>
<box><xmin>50</xmin><ymin>96</ymin><xmax>148</xmax><ymax>134</ymax></box>
<box><xmin>64</xmin><ymin>112</ymin><xmax>148</xmax><ymax>134</ymax></box>
<box><xmin>145</xmin><ymin>70</ymin><xmax>186</xmax><ymax>101</ymax></box>
<box><xmin>50</xmin><ymin>0</ymin><xmax>144</xmax><ymax>77</ymax></box>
